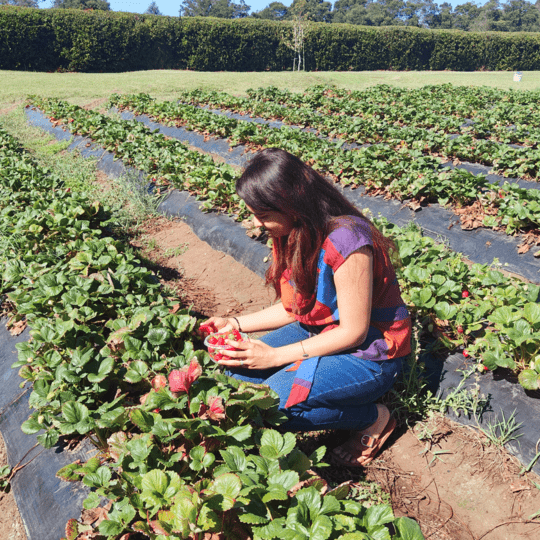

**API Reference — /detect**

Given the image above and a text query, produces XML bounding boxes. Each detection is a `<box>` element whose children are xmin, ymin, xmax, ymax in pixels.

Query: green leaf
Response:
<box><xmin>365</xmin><ymin>504</ymin><xmax>394</xmax><ymax>528</ymax></box>
<box><xmin>392</xmin><ymin>516</ymin><xmax>425</xmax><ymax>540</ymax></box>
<box><xmin>269</xmin><ymin>470</ymin><xmax>300</xmax><ymax>492</ymax></box>
<box><xmin>226</xmin><ymin>424</ymin><xmax>252</xmax><ymax>442</ymax></box>
<box><xmin>212</xmin><ymin>473</ymin><xmax>242</xmax><ymax>499</ymax></box>
<box><xmin>124</xmin><ymin>360</ymin><xmax>149</xmax><ymax>383</ymax></box>
<box><xmin>130</xmin><ymin>408</ymin><xmax>155</xmax><ymax>432</ymax></box>
<box><xmin>146</xmin><ymin>327</ymin><xmax>171</xmax><ymax>346</ymax></box>
<box><xmin>489</xmin><ymin>306</ymin><xmax>517</xmax><ymax>327</ymax></box>
<box><xmin>83</xmin><ymin>492</ymin><xmax>101</xmax><ymax>510</ymax></box>
<box><xmin>63</xmin><ymin>401</ymin><xmax>89</xmax><ymax>424</ymax></box>
<box><xmin>260</xmin><ymin>430</ymin><xmax>296</xmax><ymax>459</ymax></box>
<box><xmin>87</xmin><ymin>356</ymin><xmax>114</xmax><ymax>383</ymax></box>
<box><xmin>309</xmin><ymin>514</ymin><xmax>333</xmax><ymax>540</ymax></box>
<box><xmin>518</xmin><ymin>369</ymin><xmax>540</xmax><ymax>390</ymax></box>
<box><xmin>98</xmin><ymin>519</ymin><xmax>124</xmax><ymax>536</ymax></box>
<box><xmin>523</xmin><ymin>303</ymin><xmax>540</xmax><ymax>326</ymax></box>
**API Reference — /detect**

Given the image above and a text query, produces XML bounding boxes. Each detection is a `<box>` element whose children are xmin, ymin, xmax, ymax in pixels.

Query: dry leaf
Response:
<box><xmin>9</xmin><ymin>319</ymin><xmax>27</xmax><ymax>336</ymax></box>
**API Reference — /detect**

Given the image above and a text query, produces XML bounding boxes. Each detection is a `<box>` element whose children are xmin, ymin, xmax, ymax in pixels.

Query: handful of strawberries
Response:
<box><xmin>199</xmin><ymin>323</ymin><xmax>246</xmax><ymax>362</ymax></box>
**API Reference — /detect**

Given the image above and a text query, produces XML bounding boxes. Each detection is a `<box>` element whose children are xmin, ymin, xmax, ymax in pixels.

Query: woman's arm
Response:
<box><xmin>219</xmin><ymin>247</ymin><xmax>373</xmax><ymax>370</ymax></box>
<box><xmin>203</xmin><ymin>301</ymin><xmax>295</xmax><ymax>335</ymax></box>
<box><xmin>234</xmin><ymin>302</ymin><xmax>296</xmax><ymax>333</ymax></box>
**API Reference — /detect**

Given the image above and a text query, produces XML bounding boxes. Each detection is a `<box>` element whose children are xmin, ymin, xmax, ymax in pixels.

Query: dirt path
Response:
<box><xmin>2</xmin><ymin>214</ymin><xmax>540</xmax><ymax>540</ymax></box>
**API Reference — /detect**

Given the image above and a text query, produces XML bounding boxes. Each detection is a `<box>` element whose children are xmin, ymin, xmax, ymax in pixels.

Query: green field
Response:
<box><xmin>1</xmin><ymin>69</ymin><xmax>540</xmax><ymax>110</ymax></box>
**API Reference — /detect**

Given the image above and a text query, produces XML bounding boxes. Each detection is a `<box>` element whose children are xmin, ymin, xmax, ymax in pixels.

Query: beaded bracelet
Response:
<box><xmin>232</xmin><ymin>317</ymin><xmax>242</xmax><ymax>331</ymax></box>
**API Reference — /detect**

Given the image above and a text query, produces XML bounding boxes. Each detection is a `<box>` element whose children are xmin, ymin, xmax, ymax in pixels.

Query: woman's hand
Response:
<box><xmin>216</xmin><ymin>338</ymin><xmax>280</xmax><ymax>371</ymax></box>
<box><xmin>197</xmin><ymin>317</ymin><xmax>237</xmax><ymax>338</ymax></box>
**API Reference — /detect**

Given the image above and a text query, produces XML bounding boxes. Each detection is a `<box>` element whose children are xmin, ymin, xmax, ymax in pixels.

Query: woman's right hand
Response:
<box><xmin>197</xmin><ymin>317</ymin><xmax>237</xmax><ymax>338</ymax></box>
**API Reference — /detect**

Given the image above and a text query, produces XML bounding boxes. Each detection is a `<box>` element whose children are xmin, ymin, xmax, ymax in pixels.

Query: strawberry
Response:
<box><xmin>462</xmin><ymin>290</ymin><xmax>469</xmax><ymax>298</ymax></box>
<box><xmin>232</xmin><ymin>329</ymin><xmax>242</xmax><ymax>341</ymax></box>
<box><xmin>463</xmin><ymin>350</ymin><xmax>469</xmax><ymax>358</ymax></box>
<box><xmin>216</xmin><ymin>337</ymin><xmax>225</xmax><ymax>346</ymax></box>
<box><xmin>208</xmin><ymin>335</ymin><xmax>218</xmax><ymax>344</ymax></box>
<box><xmin>457</xmin><ymin>325</ymin><xmax>464</xmax><ymax>334</ymax></box>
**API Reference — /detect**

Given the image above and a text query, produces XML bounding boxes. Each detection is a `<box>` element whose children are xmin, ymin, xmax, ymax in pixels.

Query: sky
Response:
<box><xmin>43</xmin><ymin>0</ymin><xmax>491</xmax><ymax>18</ymax></box>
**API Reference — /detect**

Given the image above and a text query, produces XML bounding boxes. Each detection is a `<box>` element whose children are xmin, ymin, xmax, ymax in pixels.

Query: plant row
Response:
<box><xmin>245</xmin><ymin>84</ymin><xmax>540</xmax><ymax>146</ymax></box>
<box><xmin>1</xmin><ymin>126</ymin><xmax>430</xmax><ymax>540</ymax></box>
<box><xmin>106</xmin><ymin>93</ymin><xmax>540</xmax><ymax>240</ymax></box>
<box><xmin>174</xmin><ymin>86</ymin><xmax>540</xmax><ymax>179</ymax></box>
<box><xmin>24</xmin><ymin>100</ymin><xmax>540</xmax><ymax>391</ymax></box>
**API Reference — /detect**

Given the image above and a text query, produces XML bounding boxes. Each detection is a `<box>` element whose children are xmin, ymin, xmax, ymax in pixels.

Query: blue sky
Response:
<box><xmin>43</xmin><ymin>0</ymin><xmax>490</xmax><ymax>18</ymax></box>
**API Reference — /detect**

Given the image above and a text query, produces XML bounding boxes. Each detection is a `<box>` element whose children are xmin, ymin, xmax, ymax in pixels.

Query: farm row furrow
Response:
<box><xmin>3</xmin><ymin>125</ymin><xmax>424</xmax><ymax>540</ymax></box>
<box><xmin>25</xmin><ymin>100</ymin><xmax>540</xmax><ymax>392</ymax></box>
<box><xmin>176</xmin><ymin>87</ymin><xmax>540</xmax><ymax>177</ymax></box>
<box><xmin>108</xmin><ymin>93</ymin><xmax>540</xmax><ymax>243</ymax></box>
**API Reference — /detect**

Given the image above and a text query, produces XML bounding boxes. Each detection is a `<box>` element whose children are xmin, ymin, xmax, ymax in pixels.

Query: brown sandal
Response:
<box><xmin>332</xmin><ymin>416</ymin><xmax>397</xmax><ymax>468</ymax></box>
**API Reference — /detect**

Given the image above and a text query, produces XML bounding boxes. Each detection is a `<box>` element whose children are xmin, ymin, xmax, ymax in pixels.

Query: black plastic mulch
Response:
<box><xmin>0</xmin><ymin>320</ymin><xmax>96</xmax><ymax>540</ymax></box>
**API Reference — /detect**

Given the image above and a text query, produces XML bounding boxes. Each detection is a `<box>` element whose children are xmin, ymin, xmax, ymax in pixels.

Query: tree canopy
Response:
<box><xmin>179</xmin><ymin>0</ymin><xmax>250</xmax><ymax>18</ymax></box>
<box><xmin>145</xmin><ymin>1</ymin><xmax>161</xmax><ymax>15</ymax></box>
<box><xmin>52</xmin><ymin>0</ymin><xmax>111</xmax><ymax>9</ymax></box>
<box><xmin>252</xmin><ymin>0</ymin><xmax>540</xmax><ymax>31</ymax></box>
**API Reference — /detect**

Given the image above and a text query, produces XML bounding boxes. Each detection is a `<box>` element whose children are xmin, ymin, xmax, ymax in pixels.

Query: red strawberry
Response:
<box><xmin>462</xmin><ymin>291</ymin><xmax>469</xmax><ymax>298</ymax></box>
<box><xmin>232</xmin><ymin>329</ymin><xmax>242</xmax><ymax>340</ymax></box>
<box><xmin>208</xmin><ymin>336</ymin><xmax>217</xmax><ymax>344</ymax></box>
<box><xmin>216</xmin><ymin>337</ymin><xmax>225</xmax><ymax>346</ymax></box>
<box><xmin>463</xmin><ymin>350</ymin><xmax>469</xmax><ymax>358</ymax></box>
<box><xmin>457</xmin><ymin>325</ymin><xmax>464</xmax><ymax>334</ymax></box>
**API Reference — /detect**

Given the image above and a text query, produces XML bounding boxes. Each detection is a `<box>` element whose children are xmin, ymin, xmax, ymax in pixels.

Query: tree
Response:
<box><xmin>0</xmin><ymin>0</ymin><xmax>40</xmax><ymax>6</ymax></box>
<box><xmin>288</xmin><ymin>0</ymin><xmax>333</xmax><ymax>22</ymax></box>
<box><xmin>52</xmin><ymin>0</ymin><xmax>110</xmax><ymax>9</ymax></box>
<box><xmin>145</xmin><ymin>1</ymin><xmax>161</xmax><ymax>14</ymax></box>
<box><xmin>452</xmin><ymin>1</ymin><xmax>481</xmax><ymax>30</ymax></box>
<box><xmin>179</xmin><ymin>0</ymin><xmax>250</xmax><ymax>18</ymax></box>
<box><xmin>499</xmin><ymin>0</ymin><xmax>540</xmax><ymax>31</ymax></box>
<box><xmin>252</xmin><ymin>1</ymin><xmax>289</xmax><ymax>20</ymax></box>
<box><xmin>281</xmin><ymin>0</ymin><xmax>311</xmax><ymax>70</ymax></box>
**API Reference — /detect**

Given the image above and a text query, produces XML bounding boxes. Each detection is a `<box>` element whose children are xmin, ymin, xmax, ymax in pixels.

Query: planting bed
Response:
<box><xmin>2</xmin><ymin>84</ymin><xmax>540</xmax><ymax>539</ymax></box>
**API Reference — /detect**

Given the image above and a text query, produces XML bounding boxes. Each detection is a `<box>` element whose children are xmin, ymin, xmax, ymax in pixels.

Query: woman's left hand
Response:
<box><xmin>216</xmin><ymin>338</ymin><xmax>279</xmax><ymax>370</ymax></box>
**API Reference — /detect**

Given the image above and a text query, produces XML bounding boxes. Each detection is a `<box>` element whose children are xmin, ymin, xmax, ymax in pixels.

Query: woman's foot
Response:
<box><xmin>331</xmin><ymin>404</ymin><xmax>396</xmax><ymax>467</ymax></box>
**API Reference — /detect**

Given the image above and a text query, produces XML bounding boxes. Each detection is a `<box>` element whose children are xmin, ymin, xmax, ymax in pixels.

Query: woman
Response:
<box><xmin>202</xmin><ymin>148</ymin><xmax>411</xmax><ymax>467</ymax></box>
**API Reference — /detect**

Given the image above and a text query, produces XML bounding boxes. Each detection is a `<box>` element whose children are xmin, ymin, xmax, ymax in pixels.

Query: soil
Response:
<box><xmin>2</xmin><ymin>213</ymin><xmax>540</xmax><ymax>540</ymax></box>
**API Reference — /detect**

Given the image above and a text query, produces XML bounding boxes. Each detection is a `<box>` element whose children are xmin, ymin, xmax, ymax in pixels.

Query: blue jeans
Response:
<box><xmin>226</xmin><ymin>322</ymin><xmax>404</xmax><ymax>432</ymax></box>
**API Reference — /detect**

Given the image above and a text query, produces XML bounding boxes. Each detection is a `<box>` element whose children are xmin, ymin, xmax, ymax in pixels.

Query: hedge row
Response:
<box><xmin>2</xmin><ymin>6</ymin><xmax>540</xmax><ymax>72</ymax></box>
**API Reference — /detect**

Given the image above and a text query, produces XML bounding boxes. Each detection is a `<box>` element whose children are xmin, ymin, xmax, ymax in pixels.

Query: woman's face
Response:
<box><xmin>247</xmin><ymin>205</ymin><xmax>295</xmax><ymax>238</ymax></box>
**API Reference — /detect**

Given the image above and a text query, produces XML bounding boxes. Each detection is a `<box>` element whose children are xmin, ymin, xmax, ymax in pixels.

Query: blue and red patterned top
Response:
<box><xmin>279</xmin><ymin>215</ymin><xmax>411</xmax><ymax>407</ymax></box>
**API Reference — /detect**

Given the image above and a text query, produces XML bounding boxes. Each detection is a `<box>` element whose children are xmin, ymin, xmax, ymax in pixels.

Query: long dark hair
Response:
<box><xmin>236</xmin><ymin>148</ymin><xmax>395</xmax><ymax>315</ymax></box>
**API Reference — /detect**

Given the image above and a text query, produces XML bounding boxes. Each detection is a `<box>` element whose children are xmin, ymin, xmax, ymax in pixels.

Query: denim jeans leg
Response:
<box><xmin>225</xmin><ymin>321</ymin><xmax>403</xmax><ymax>433</ymax></box>
<box><xmin>263</xmin><ymin>355</ymin><xmax>403</xmax><ymax>432</ymax></box>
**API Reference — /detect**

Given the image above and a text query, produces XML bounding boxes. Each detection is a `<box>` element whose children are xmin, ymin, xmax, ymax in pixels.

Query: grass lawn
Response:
<box><xmin>1</xmin><ymin>69</ymin><xmax>540</xmax><ymax>110</ymax></box>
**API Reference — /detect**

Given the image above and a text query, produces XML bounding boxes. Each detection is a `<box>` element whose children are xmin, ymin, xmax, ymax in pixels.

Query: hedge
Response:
<box><xmin>1</xmin><ymin>6</ymin><xmax>540</xmax><ymax>72</ymax></box>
